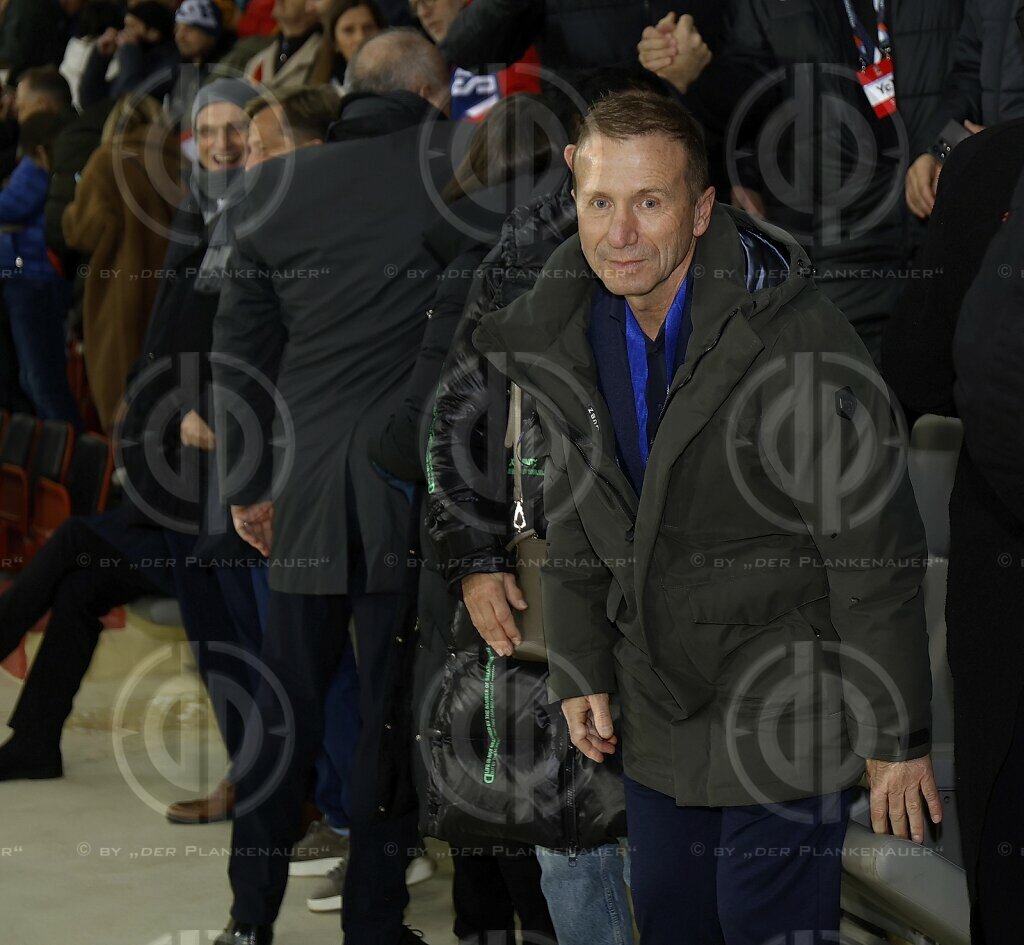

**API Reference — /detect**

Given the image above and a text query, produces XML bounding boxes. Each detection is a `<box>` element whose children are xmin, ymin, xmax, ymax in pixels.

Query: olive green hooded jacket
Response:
<box><xmin>472</xmin><ymin>203</ymin><xmax>932</xmax><ymax>807</ymax></box>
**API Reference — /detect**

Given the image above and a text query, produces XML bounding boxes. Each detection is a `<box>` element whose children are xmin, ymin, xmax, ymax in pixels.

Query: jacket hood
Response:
<box><xmin>329</xmin><ymin>90</ymin><xmax>445</xmax><ymax>141</ymax></box>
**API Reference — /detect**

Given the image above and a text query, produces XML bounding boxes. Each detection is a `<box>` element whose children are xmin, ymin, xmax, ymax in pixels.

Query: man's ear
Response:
<box><xmin>563</xmin><ymin>143</ymin><xmax>576</xmax><ymax>174</ymax></box>
<box><xmin>692</xmin><ymin>185</ymin><xmax>716</xmax><ymax>238</ymax></box>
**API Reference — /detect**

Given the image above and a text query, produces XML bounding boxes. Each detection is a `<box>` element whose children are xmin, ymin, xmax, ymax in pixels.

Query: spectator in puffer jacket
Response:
<box><xmin>0</xmin><ymin>110</ymin><xmax>80</xmax><ymax>426</ymax></box>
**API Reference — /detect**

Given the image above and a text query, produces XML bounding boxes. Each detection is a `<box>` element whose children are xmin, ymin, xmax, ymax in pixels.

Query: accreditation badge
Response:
<box><xmin>857</xmin><ymin>57</ymin><xmax>896</xmax><ymax>119</ymax></box>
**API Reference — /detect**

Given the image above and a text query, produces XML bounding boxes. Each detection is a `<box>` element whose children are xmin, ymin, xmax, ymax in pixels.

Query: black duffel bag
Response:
<box><xmin>423</xmin><ymin>638</ymin><xmax>627</xmax><ymax>853</ymax></box>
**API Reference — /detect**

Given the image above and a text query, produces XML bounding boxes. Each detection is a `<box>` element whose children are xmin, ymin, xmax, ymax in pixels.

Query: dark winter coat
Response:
<box><xmin>440</xmin><ymin>0</ymin><xmax>728</xmax><ymax>75</ymax></box>
<box><xmin>45</xmin><ymin>99</ymin><xmax>117</xmax><ymax>262</ymax></box>
<box><xmin>0</xmin><ymin>0</ymin><xmax>69</xmax><ymax>81</ymax></box>
<box><xmin>118</xmin><ymin>198</ymin><xmax>218</xmax><ymax>535</ymax></box>
<box><xmin>942</xmin><ymin>0</ymin><xmax>1024</xmax><ymax>127</ymax></box>
<box><xmin>426</xmin><ymin>176</ymin><xmax>576</xmax><ymax>586</ymax></box>
<box><xmin>212</xmin><ymin>91</ymin><xmax>456</xmax><ymax>595</ymax></box>
<box><xmin>473</xmin><ymin>203</ymin><xmax>933</xmax><ymax>807</ymax></box>
<box><xmin>370</xmin><ymin>182</ymin><xmax>547</xmax><ymax>834</ymax></box>
<box><xmin>719</xmin><ymin>0</ymin><xmax>963</xmax><ymax>260</ymax></box>
<box><xmin>79</xmin><ymin>41</ymin><xmax>182</xmax><ymax>109</ymax></box>
<box><xmin>883</xmin><ymin>117</ymin><xmax>1024</xmax><ymax>932</ymax></box>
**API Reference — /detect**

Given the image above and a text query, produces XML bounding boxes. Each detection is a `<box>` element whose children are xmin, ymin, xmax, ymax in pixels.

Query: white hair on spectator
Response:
<box><xmin>346</xmin><ymin>28</ymin><xmax>448</xmax><ymax>100</ymax></box>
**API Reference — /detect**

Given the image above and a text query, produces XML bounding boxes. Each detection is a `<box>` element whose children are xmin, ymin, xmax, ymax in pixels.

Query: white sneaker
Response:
<box><xmin>405</xmin><ymin>854</ymin><xmax>436</xmax><ymax>886</ymax></box>
<box><xmin>306</xmin><ymin>863</ymin><xmax>345</xmax><ymax>913</ymax></box>
<box><xmin>289</xmin><ymin>820</ymin><xmax>350</xmax><ymax>877</ymax></box>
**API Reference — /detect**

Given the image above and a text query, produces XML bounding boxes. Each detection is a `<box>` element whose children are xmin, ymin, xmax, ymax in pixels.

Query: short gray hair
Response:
<box><xmin>346</xmin><ymin>28</ymin><xmax>448</xmax><ymax>100</ymax></box>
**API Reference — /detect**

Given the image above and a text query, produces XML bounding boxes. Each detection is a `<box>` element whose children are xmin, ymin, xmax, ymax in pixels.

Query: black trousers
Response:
<box><xmin>975</xmin><ymin>690</ymin><xmax>1024</xmax><ymax>945</ymax></box>
<box><xmin>451</xmin><ymin>849</ymin><xmax>556</xmax><ymax>945</ymax></box>
<box><xmin>0</xmin><ymin>510</ymin><xmax>259</xmax><ymax>759</ymax></box>
<box><xmin>228</xmin><ymin>587</ymin><xmax>419</xmax><ymax>942</ymax></box>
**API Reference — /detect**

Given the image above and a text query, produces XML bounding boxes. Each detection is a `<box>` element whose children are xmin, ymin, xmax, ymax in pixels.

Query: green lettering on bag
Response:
<box><xmin>482</xmin><ymin>647</ymin><xmax>499</xmax><ymax>784</ymax></box>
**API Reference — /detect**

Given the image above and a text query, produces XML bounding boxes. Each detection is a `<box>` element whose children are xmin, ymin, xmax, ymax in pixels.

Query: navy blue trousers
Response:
<box><xmin>624</xmin><ymin>777</ymin><xmax>853</xmax><ymax>945</ymax></box>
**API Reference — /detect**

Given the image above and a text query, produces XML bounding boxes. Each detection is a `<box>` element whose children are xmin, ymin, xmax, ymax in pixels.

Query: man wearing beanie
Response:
<box><xmin>79</xmin><ymin>1</ymin><xmax>181</xmax><ymax>109</ymax></box>
<box><xmin>176</xmin><ymin>0</ymin><xmax>227</xmax><ymax>65</ymax></box>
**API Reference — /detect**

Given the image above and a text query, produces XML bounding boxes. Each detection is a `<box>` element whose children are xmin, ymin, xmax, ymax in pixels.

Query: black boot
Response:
<box><xmin>214</xmin><ymin>921</ymin><xmax>273</xmax><ymax>945</ymax></box>
<box><xmin>0</xmin><ymin>733</ymin><xmax>62</xmax><ymax>781</ymax></box>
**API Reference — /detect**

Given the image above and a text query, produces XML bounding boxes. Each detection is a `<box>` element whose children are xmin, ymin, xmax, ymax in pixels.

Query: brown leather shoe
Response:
<box><xmin>166</xmin><ymin>778</ymin><xmax>235</xmax><ymax>824</ymax></box>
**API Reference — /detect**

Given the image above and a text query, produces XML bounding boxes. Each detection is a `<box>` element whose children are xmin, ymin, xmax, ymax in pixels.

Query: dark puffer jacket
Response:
<box><xmin>425</xmin><ymin>174</ymin><xmax>577</xmax><ymax>586</ymax></box>
<box><xmin>424</xmin><ymin>172</ymin><xmax>627</xmax><ymax>850</ymax></box>
<box><xmin>942</xmin><ymin>0</ymin><xmax>1024</xmax><ymax>126</ymax></box>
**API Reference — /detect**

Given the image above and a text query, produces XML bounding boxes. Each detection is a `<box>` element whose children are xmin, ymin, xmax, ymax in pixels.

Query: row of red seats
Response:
<box><xmin>0</xmin><ymin>411</ymin><xmax>112</xmax><ymax>566</ymax></box>
<box><xmin>0</xmin><ymin>411</ymin><xmax>115</xmax><ymax>680</ymax></box>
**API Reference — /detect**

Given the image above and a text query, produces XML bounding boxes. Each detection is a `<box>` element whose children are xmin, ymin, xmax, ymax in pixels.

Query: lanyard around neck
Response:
<box><xmin>624</xmin><ymin>275</ymin><xmax>690</xmax><ymax>471</ymax></box>
<box><xmin>841</xmin><ymin>0</ymin><xmax>891</xmax><ymax>65</ymax></box>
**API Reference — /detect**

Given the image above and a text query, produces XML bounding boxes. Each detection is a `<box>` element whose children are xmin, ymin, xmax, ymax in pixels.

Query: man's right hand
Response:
<box><xmin>905</xmin><ymin>153</ymin><xmax>941</xmax><ymax>219</ymax></box>
<box><xmin>638</xmin><ymin>12</ymin><xmax>712</xmax><ymax>94</ymax></box>
<box><xmin>461</xmin><ymin>571</ymin><xmax>527</xmax><ymax>657</ymax></box>
<box><xmin>562</xmin><ymin>694</ymin><xmax>617</xmax><ymax>763</ymax></box>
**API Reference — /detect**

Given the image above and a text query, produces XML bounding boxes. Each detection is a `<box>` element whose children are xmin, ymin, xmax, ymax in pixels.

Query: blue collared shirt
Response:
<box><xmin>588</xmin><ymin>276</ymin><xmax>694</xmax><ymax>494</ymax></box>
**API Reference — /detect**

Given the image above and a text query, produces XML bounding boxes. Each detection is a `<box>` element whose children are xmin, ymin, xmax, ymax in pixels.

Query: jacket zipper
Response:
<box><xmin>567</xmin><ymin>432</ymin><xmax>636</xmax><ymax>532</ymax></box>
<box><xmin>564</xmin><ymin>746</ymin><xmax>578</xmax><ymax>865</ymax></box>
<box><xmin>655</xmin><ymin>308</ymin><xmax>739</xmax><ymax>428</ymax></box>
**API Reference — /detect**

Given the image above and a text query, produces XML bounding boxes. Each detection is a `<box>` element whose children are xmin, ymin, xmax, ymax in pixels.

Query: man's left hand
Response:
<box><xmin>180</xmin><ymin>410</ymin><xmax>216</xmax><ymax>451</ymax></box>
<box><xmin>231</xmin><ymin>502</ymin><xmax>273</xmax><ymax>556</ymax></box>
<box><xmin>865</xmin><ymin>754</ymin><xmax>943</xmax><ymax>843</ymax></box>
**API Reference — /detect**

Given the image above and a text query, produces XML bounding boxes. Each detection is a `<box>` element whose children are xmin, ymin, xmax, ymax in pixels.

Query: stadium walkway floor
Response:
<box><xmin>0</xmin><ymin>616</ymin><xmax>458</xmax><ymax>945</ymax></box>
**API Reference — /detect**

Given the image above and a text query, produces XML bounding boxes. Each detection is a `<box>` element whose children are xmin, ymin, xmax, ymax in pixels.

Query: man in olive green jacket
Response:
<box><xmin>472</xmin><ymin>90</ymin><xmax>941</xmax><ymax>944</ymax></box>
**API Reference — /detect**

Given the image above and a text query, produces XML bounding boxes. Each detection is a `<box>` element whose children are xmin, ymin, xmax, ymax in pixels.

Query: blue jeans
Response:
<box><xmin>536</xmin><ymin>842</ymin><xmax>632</xmax><ymax>945</ymax></box>
<box><xmin>4</xmin><ymin>278</ymin><xmax>80</xmax><ymax>427</ymax></box>
<box><xmin>250</xmin><ymin>565</ymin><xmax>360</xmax><ymax>829</ymax></box>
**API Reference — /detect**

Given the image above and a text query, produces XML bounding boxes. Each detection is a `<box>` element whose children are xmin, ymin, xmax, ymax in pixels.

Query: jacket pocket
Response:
<box><xmin>686</xmin><ymin>570</ymin><xmax>828</xmax><ymax>628</ymax></box>
<box><xmin>663</xmin><ymin>570</ymin><xmax>830</xmax><ymax>686</ymax></box>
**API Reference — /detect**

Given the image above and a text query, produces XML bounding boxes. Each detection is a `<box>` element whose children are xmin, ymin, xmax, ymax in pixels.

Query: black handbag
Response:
<box><xmin>424</xmin><ymin>638</ymin><xmax>627</xmax><ymax>852</ymax></box>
